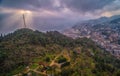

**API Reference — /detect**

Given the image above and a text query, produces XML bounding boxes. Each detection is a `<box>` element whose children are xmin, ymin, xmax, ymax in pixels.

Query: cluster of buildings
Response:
<box><xmin>64</xmin><ymin>24</ymin><xmax>120</xmax><ymax>57</ymax></box>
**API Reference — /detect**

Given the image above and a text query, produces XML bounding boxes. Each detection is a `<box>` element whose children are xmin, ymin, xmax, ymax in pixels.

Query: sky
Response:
<box><xmin>0</xmin><ymin>0</ymin><xmax>120</xmax><ymax>34</ymax></box>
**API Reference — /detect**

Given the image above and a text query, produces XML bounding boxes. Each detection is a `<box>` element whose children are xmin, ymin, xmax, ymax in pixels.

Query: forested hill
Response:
<box><xmin>1</xmin><ymin>28</ymin><xmax>120</xmax><ymax>76</ymax></box>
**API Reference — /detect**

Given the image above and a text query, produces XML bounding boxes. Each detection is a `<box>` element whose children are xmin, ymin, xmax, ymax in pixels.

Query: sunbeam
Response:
<box><xmin>16</xmin><ymin>10</ymin><xmax>33</xmax><ymax>29</ymax></box>
<box><xmin>1</xmin><ymin>9</ymin><xmax>33</xmax><ymax>29</ymax></box>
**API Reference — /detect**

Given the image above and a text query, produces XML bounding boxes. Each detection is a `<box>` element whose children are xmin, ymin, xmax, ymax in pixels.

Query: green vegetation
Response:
<box><xmin>30</xmin><ymin>63</ymin><xmax>38</xmax><ymax>69</ymax></box>
<box><xmin>56</xmin><ymin>55</ymin><xmax>67</xmax><ymax>63</ymax></box>
<box><xmin>0</xmin><ymin>28</ymin><xmax>120</xmax><ymax>76</ymax></box>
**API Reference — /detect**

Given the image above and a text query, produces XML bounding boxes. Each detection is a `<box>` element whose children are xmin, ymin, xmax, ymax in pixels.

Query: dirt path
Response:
<box><xmin>32</xmin><ymin>69</ymin><xmax>47</xmax><ymax>76</ymax></box>
<box><xmin>50</xmin><ymin>51</ymin><xmax>63</xmax><ymax>66</ymax></box>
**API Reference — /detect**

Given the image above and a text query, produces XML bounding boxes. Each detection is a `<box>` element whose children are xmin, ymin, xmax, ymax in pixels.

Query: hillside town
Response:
<box><xmin>64</xmin><ymin>20</ymin><xmax>120</xmax><ymax>57</ymax></box>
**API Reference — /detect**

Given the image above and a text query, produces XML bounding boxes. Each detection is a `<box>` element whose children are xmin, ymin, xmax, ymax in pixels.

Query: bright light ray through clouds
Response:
<box><xmin>19</xmin><ymin>10</ymin><xmax>33</xmax><ymax>29</ymax></box>
<box><xmin>2</xmin><ymin>13</ymin><xmax>23</xmax><ymax>29</ymax></box>
<box><xmin>1</xmin><ymin>8</ymin><xmax>33</xmax><ymax>30</ymax></box>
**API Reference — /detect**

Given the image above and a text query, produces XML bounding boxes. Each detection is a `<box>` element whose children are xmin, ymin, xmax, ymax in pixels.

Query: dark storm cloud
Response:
<box><xmin>0</xmin><ymin>0</ymin><xmax>53</xmax><ymax>11</ymax></box>
<box><xmin>60</xmin><ymin>0</ymin><xmax>114</xmax><ymax>12</ymax></box>
<box><xmin>0</xmin><ymin>0</ymin><xmax>117</xmax><ymax>13</ymax></box>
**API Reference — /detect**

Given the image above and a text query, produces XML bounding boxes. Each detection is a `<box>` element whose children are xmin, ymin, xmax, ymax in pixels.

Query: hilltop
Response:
<box><xmin>0</xmin><ymin>28</ymin><xmax>120</xmax><ymax>76</ymax></box>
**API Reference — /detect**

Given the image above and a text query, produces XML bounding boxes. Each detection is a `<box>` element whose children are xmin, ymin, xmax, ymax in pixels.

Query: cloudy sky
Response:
<box><xmin>0</xmin><ymin>0</ymin><xmax>120</xmax><ymax>33</ymax></box>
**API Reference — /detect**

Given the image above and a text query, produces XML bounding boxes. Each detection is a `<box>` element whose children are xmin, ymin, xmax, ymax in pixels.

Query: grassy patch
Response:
<box><xmin>33</xmin><ymin>57</ymin><xmax>42</xmax><ymax>62</ymax></box>
<box><xmin>30</xmin><ymin>63</ymin><xmax>39</xmax><ymax>69</ymax></box>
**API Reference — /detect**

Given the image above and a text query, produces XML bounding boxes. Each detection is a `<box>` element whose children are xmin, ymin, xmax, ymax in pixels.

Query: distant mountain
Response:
<box><xmin>1</xmin><ymin>28</ymin><xmax>120</xmax><ymax>76</ymax></box>
<box><xmin>64</xmin><ymin>15</ymin><xmax>120</xmax><ymax>57</ymax></box>
<box><xmin>110</xmin><ymin>18</ymin><xmax>120</xmax><ymax>24</ymax></box>
<box><xmin>110</xmin><ymin>15</ymin><xmax>120</xmax><ymax>20</ymax></box>
<box><xmin>73</xmin><ymin>15</ymin><xmax>120</xmax><ymax>29</ymax></box>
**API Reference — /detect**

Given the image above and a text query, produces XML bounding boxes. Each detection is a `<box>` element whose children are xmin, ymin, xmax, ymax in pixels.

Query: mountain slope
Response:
<box><xmin>0</xmin><ymin>28</ymin><xmax>120</xmax><ymax>76</ymax></box>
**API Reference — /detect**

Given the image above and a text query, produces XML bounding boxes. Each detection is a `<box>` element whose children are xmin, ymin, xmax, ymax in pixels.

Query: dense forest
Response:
<box><xmin>1</xmin><ymin>28</ymin><xmax>120</xmax><ymax>76</ymax></box>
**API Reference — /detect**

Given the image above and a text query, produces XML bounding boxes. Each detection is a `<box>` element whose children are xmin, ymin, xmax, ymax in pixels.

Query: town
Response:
<box><xmin>64</xmin><ymin>19</ymin><xmax>120</xmax><ymax>58</ymax></box>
